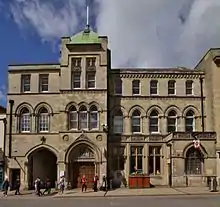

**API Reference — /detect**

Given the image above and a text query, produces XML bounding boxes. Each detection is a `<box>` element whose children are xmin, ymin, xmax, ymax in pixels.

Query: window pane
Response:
<box><xmin>186</xmin><ymin>148</ymin><xmax>203</xmax><ymax>175</ymax></box>
<box><xmin>115</xmin><ymin>80</ymin><xmax>122</xmax><ymax>95</ymax></box>
<box><xmin>90</xmin><ymin>112</ymin><xmax>98</xmax><ymax>129</ymax></box>
<box><xmin>39</xmin><ymin>114</ymin><xmax>49</xmax><ymax>132</ymax></box>
<box><xmin>130</xmin><ymin>156</ymin><xmax>136</xmax><ymax>174</ymax></box>
<box><xmin>137</xmin><ymin>156</ymin><xmax>143</xmax><ymax>171</ymax></box>
<box><xmin>155</xmin><ymin>146</ymin><xmax>161</xmax><ymax>155</ymax></box>
<box><xmin>86</xmin><ymin>58</ymin><xmax>96</xmax><ymax>67</ymax></box>
<box><xmin>131</xmin><ymin>146</ymin><xmax>136</xmax><ymax>155</ymax></box>
<box><xmin>72</xmin><ymin>58</ymin><xmax>81</xmax><ymax>68</ymax></box>
<box><xmin>87</xmin><ymin>72</ymin><xmax>96</xmax><ymax>88</ymax></box>
<box><xmin>150</xmin><ymin>80</ymin><xmax>158</xmax><ymax>95</ymax></box>
<box><xmin>148</xmin><ymin>156</ymin><xmax>153</xmax><ymax>174</ymax></box>
<box><xmin>168</xmin><ymin>80</ymin><xmax>175</xmax><ymax>95</ymax></box>
<box><xmin>167</xmin><ymin>117</ymin><xmax>176</xmax><ymax>132</ymax></box>
<box><xmin>132</xmin><ymin>80</ymin><xmax>140</xmax><ymax>95</ymax></box>
<box><xmin>114</xmin><ymin>116</ymin><xmax>123</xmax><ymax>133</ymax></box>
<box><xmin>72</xmin><ymin>73</ymin><xmax>81</xmax><ymax>88</ymax></box>
<box><xmin>132</xmin><ymin>117</ymin><xmax>140</xmax><ymax>133</ymax></box>
<box><xmin>39</xmin><ymin>74</ymin><xmax>48</xmax><ymax>92</ymax></box>
<box><xmin>119</xmin><ymin>156</ymin><xmax>125</xmax><ymax>170</ymax></box>
<box><xmin>20</xmin><ymin>114</ymin><xmax>30</xmax><ymax>132</ymax></box>
<box><xmin>185</xmin><ymin>117</ymin><xmax>194</xmax><ymax>132</ymax></box>
<box><xmin>79</xmin><ymin>112</ymin><xmax>88</xmax><ymax>129</ymax></box>
<box><xmin>69</xmin><ymin>112</ymin><xmax>77</xmax><ymax>129</ymax></box>
<box><xmin>21</xmin><ymin>75</ymin><xmax>30</xmax><ymax>92</ymax></box>
<box><xmin>186</xmin><ymin>81</ymin><xmax>193</xmax><ymax>95</ymax></box>
<box><xmin>137</xmin><ymin>146</ymin><xmax>143</xmax><ymax>155</ymax></box>
<box><xmin>155</xmin><ymin>156</ymin><xmax>161</xmax><ymax>174</ymax></box>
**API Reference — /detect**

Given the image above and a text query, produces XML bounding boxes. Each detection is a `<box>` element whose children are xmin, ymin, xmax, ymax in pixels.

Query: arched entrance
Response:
<box><xmin>185</xmin><ymin>146</ymin><xmax>204</xmax><ymax>175</ymax></box>
<box><xmin>27</xmin><ymin>147</ymin><xmax>57</xmax><ymax>189</ymax></box>
<box><xmin>68</xmin><ymin>144</ymin><xmax>96</xmax><ymax>189</ymax></box>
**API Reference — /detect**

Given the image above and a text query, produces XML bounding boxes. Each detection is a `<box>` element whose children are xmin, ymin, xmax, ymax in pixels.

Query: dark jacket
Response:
<box><xmin>2</xmin><ymin>180</ymin><xmax>9</xmax><ymax>190</ymax></box>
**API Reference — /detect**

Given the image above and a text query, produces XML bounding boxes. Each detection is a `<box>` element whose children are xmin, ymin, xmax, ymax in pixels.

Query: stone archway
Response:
<box><xmin>67</xmin><ymin>144</ymin><xmax>97</xmax><ymax>189</ymax></box>
<box><xmin>27</xmin><ymin>147</ymin><xmax>57</xmax><ymax>189</ymax></box>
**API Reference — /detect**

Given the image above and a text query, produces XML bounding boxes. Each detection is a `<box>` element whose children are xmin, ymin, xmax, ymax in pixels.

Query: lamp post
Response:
<box><xmin>8</xmin><ymin>100</ymin><xmax>14</xmax><ymax>158</ymax></box>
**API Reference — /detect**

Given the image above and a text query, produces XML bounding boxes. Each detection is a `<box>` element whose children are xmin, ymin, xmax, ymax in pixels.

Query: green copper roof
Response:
<box><xmin>70</xmin><ymin>27</ymin><xmax>101</xmax><ymax>44</ymax></box>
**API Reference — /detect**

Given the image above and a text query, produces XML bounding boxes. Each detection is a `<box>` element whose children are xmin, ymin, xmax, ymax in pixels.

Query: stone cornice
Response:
<box><xmin>113</xmin><ymin>73</ymin><xmax>204</xmax><ymax>79</ymax></box>
<box><xmin>60</xmin><ymin>89</ymin><xmax>107</xmax><ymax>94</ymax></box>
<box><xmin>110</xmin><ymin>95</ymin><xmax>205</xmax><ymax>101</ymax></box>
<box><xmin>109</xmin><ymin>131</ymin><xmax>216</xmax><ymax>143</ymax></box>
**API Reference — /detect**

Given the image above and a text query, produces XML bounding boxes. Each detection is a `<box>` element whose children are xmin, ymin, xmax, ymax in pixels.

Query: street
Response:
<box><xmin>0</xmin><ymin>195</ymin><xmax>220</xmax><ymax>207</ymax></box>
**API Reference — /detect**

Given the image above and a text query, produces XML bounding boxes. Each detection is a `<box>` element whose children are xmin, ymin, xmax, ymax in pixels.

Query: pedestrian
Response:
<box><xmin>43</xmin><ymin>178</ymin><xmax>51</xmax><ymax>195</ymax></box>
<box><xmin>2</xmin><ymin>177</ymin><xmax>9</xmax><ymax>197</ymax></box>
<box><xmin>93</xmin><ymin>174</ymin><xmax>99</xmax><ymax>192</ymax></box>
<box><xmin>102</xmin><ymin>175</ymin><xmax>108</xmax><ymax>196</ymax></box>
<box><xmin>34</xmin><ymin>178</ymin><xmax>38</xmax><ymax>194</ymax></box>
<box><xmin>81</xmin><ymin>175</ymin><xmax>87</xmax><ymax>192</ymax></box>
<box><xmin>14</xmin><ymin>177</ymin><xmax>21</xmax><ymax>195</ymax></box>
<box><xmin>59</xmin><ymin>176</ymin><xmax>65</xmax><ymax>194</ymax></box>
<box><xmin>36</xmin><ymin>178</ymin><xmax>42</xmax><ymax>196</ymax></box>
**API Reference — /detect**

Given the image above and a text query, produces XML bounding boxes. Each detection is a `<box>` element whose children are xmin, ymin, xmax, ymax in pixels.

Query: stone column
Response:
<box><xmin>178</xmin><ymin>116</ymin><xmax>184</xmax><ymax>131</ymax></box>
<box><xmin>100</xmin><ymin>146</ymin><xmax>107</xmax><ymax>177</ymax></box>
<box><xmin>160</xmin><ymin>116</ymin><xmax>166</xmax><ymax>134</ymax></box>
<box><xmin>125</xmin><ymin>143</ymin><xmax>130</xmax><ymax>182</ymax></box>
<box><xmin>23</xmin><ymin>161</ymin><xmax>29</xmax><ymax>189</ymax></box>
<box><xmin>57</xmin><ymin>161</ymin><xmax>66</xmax><ymax>188</ymax></box>
<box><xmin>124</xmin><ymin>116</ymin><xmax>130</xmax><ymax>134</ymax></box>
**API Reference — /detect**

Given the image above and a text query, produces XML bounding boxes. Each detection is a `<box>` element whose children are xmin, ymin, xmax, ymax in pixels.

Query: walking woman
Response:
<box><xmin>59</xmin><ymin>176</ymin><xmax>65</xmax><ymax>194</ymax></box>
<box><xmin>2</xmin><ymin>177</ymin><xmax>9</xmax><ymax>197</ymax></box>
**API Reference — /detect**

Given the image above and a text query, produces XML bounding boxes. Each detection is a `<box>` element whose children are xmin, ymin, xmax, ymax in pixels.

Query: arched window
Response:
<box><xmin>185</xmin><ymin>110</ymin><xmax>195</xmax><ymax>132</ymax></box>
<box><xmin>79</xmin><ymin>105</ymin><xmax>88</xmax><ymax>129</ymax></box>
<box><xmin>89</xmin><ymin>105</ymin><xmax>98</xmax><ymax>129</ymax></box>
<box><xmin>131</xmin><ymin>109</ymin><xmax>141</xmax><ymax>133</ymax></box>
<box><xmin>69</xmin><ymin>106</ymin><xmax>77</xmax><ymax>129</ymax></box>
<box><xmin>20</xmin><ymin>107</ymin><xmax>31</xmax><ymax>132</ymax></box>
<box><xmin>113</xmin><ymin>110</ymin><xmax>124</xmax><ymax>134</ymax></box>
<box><xmin>149</xmin><ymin>110</ymin><xmax>159</xmax><ymax>133</ymax></box>
<box><xmin>167</xmin><ymin>110</ymin><xmax>177</xmax><ymax>132</ymax></box>
<box><xmin>38</xmin><ymin>107</ymin><xmax>49</xmax><ymax>132</ymax></box>
<box><xmin>185</xmin><ymin>147</ymin><xmax>203</xmax><ymax>175</ymax></box>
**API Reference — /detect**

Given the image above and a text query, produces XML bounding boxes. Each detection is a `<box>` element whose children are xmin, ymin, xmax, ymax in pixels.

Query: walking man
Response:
<box><xmin>81</xmin><ymin>175</ymin><xmax>87</xmax><ymax>192</ymax></box>
<box><xmin>14</xmin><ymin>177</ymin><xmax>21</xmax><ymax>195</ymax></box>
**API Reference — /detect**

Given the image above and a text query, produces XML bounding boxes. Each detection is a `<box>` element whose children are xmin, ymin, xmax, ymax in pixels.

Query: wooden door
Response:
<box><xmin>72</xmin><ymin>162</ymin><xmax>95</xmax><ymax>189</ymax></box>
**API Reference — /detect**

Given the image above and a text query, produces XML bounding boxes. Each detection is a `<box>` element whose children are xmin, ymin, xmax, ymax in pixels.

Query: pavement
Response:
<box><xmin>1</xmin><ymin>194</ymin><xmax>220</xmax><ymax>207</ymax></box>
<box><xmin>54</xmin><ymin>186</ymin><xmax>220</xmax><ymax>198</ymax></box>
<box><xmin>0</xmin><ymin>186</ymin><xmax>219</xmax><ymax>199</ymax></box>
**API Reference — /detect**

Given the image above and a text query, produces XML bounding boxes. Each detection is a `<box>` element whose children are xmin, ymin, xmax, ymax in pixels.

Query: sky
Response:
<box><xmin>0</xmin><ymin>0</ymin><xmax>220</xmax><ymax>106</ymax></box>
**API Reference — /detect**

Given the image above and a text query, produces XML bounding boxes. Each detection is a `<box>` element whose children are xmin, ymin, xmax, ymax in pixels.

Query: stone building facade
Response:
<box><xmin>5</xmin><ymin>26</ymin><xmax>220</xmax><ymax>189</ymax></box>
<box><xmin>0</xmin><ymin>105</ymin><xmax>6</xmax><ymax>186</ymax></box>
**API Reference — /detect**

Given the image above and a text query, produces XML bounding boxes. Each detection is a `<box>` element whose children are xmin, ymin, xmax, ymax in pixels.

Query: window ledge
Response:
<box><xmin>150</xmin><ymin>132</ymin><xmax>161</xmax><ymax>134</ymax></box>
<box><xmin>149</xmin><ymin>175</ymin><xmax>163</xmax><ymax>179</ymax></box>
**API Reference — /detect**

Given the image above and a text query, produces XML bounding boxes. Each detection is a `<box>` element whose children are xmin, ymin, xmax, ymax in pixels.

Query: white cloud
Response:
<box><xmin>0</xmin><ymin>85</ymin><xmax>7</xmax><ymax>102</ymax></box>
<box><xmin>9</xmin><ymin>0</ymin><xmax>220</xmax><ymax>68</ymax></box>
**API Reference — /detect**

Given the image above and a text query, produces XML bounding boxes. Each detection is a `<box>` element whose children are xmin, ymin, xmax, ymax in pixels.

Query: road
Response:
<box><xmin>0</xmin><ymin>195</ymin><xmax>220</xmax><ymax>207</ymax></box>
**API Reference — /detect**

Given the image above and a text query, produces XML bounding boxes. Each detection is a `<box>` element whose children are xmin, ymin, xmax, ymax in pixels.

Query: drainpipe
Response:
<box><xmin>106</xmin><ymin>49</ymin><xmax>111</xmax><ymax>189</ymax></box>
<box><xmin>168</xmin><ymin>143</ymin><xmax>172</xmax><ymax>187</ymax></box>
<box><xmin>8</xmin><ymin>100</ymin><xmax>14</xmax><ymax>158</ymax></box>
<box><xmin>199</xmin><ymin>78</ymin><xmax>205</xmax><ymax>132</ymax></box>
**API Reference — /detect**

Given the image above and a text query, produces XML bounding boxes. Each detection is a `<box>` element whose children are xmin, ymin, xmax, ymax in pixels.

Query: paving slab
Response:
<box><xmin>54</xmin><ymin>187</ymin><xmax>219</xmax><ymax>198</ymax></box>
